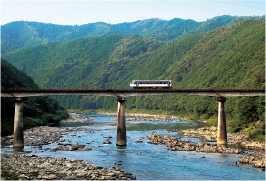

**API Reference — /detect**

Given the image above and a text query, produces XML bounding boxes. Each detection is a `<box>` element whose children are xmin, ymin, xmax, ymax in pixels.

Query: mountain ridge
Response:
<box><xmin>1</xmin><ymin>15</ymin><xmax>264</xmax><ymax>54</ymax></box>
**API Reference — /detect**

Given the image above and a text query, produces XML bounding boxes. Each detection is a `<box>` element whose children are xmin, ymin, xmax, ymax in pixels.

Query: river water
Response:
<box><xmin>7</xmin><ymin>114</ymin><xmax>266</xmax><ymax>180</ymax></box>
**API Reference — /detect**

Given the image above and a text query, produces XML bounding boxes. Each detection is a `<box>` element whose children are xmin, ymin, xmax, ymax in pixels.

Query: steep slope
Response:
<box><xmin>2</xmin><ymin>34</ymin><xmax>163</xmax><ymax>108</ymax></box>
<box><xmin>169</xmin><ymin>19</ymin><xmax>265</xmax><ymax>89</ymax></box>
<box><xmin>1</xmin><ymin>59</ymin><xmax>69</xmax><ymax>136</ymax></box>
<box><xmin>2</xmin><ymin>15</ymin><xmax>264</xmax><ymax>53</ymax></box>
<box><xmin>127</xmin><ymin>19</ymin><xmax>265</xmax><ymax>133</ymax></box>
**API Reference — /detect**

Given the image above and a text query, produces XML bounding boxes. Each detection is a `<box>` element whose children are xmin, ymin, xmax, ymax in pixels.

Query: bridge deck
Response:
<box><xmin>1</xmin><ymin>88</ymin><xmax>265</xmax><ymax>97</ymax></box>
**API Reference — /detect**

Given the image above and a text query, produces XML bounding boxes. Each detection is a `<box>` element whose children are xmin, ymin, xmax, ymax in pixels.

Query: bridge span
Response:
<box><xmin>1</xmin><ymin>88</ymin><xmax>265</xmax><ymax>97</ymax></box>
<box><xmin>1</xmin><ymin>88</ymin><xmax>265</xmax><ymax>149</ymax></box>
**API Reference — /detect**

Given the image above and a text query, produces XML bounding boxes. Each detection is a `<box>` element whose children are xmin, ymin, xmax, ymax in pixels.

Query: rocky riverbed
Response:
<box><xmin>61</xmin><ymin>113</ymin><xmax>95</xmax><ymax>123</ymax></box>
<box><xmin>147</xmin><ymin>133</ymin><xmax>265</xmax><ymax>170</ymax></box>
<box><xmin>1</xmin><ymin>154</ymin><xmax>136</xmax><ymax>180</ymax></box>
<box><xmin>1</xmin><ymin>126</ymin><xmax>90</xmax><ymax>147</ymax></box>
<box><xmin>99</xmin><ymin>112</ymin><xmax>178</xmax><ymax>122</ymax></box>
<box><xmin>239</xmin><ymin>154</ymin><xmax>265</xmax><ymax>169</ymax></box>
<box><xmin>147</xmin><ymin>133</ymin><xmax>244</xmax><ymax>154</ymax></box>
<box><xmin>168</xmin><ymin>126</ymin><xmax>265</xmax><ymax>149</ymax></box>
<box><xmin>1</xmin><ymin>113</ymin><xmax>265</xmax><ymax>179</ymax></box>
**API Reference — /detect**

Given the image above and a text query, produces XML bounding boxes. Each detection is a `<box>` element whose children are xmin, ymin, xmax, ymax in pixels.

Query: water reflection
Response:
<box><xmin>13</xmin><ymin>147</ymin><xmax>24</xmax><ymax>152</ymax></box>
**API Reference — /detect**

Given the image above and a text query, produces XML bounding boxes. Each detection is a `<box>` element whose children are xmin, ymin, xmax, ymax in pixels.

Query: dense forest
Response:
<box><xmin>1</xmin><ymin>59</ymin><xmax>69</xmax><ymax>136</ymax></box>
<box><xmin>1</xmin><ymin>15</ymin><xmax>264</xmax><ymax>54</ymax></box>
<box><xmin>1</xmin><ymin>17</ymin><xmax>265</xmax><ymax>141</ymax></box>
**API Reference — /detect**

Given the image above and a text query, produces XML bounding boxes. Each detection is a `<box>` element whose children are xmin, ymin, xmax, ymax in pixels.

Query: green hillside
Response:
<box><xmin>1</xmin><ymin>15</ymin><xmax>264</xmax><ymax>53</ymax></box>
<box><xmin>2</xmin><ymin>19</ymin><xmax>265</xmax><ymax>137</ymax></box>
<box><xmin>1</xmin><ymin>59</ymin><xmax>69</xmax><ymax>136</ymax></box>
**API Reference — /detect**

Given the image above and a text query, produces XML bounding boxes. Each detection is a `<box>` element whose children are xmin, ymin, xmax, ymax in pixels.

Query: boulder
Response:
<box><xmin>103</xmin><ymin>139</ymin><xmax>112</xmax><ymax>144</ymax></box>
<box><xmin>71</xmin><ymin>143</ymin><xmax>79</xmax><ymax>150</ymax></box>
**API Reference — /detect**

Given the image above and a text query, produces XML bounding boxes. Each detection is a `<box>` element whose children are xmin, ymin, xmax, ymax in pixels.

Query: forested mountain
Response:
<box><xmin>1</xmin><ymin>59</ymin><xmax>69</xmax><ymax>136</ymax></box>
<box><xmin>2</xmin><ymin>19</ymin><xmax>265</xmax><ymax>135</ymax></box>
<box><xmin>1</xmin><ymin>15</ymin><xmax>264</xmax><ymax>54</ymax></box>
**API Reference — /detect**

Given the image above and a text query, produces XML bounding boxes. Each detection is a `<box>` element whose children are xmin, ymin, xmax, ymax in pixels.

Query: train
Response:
<box><xmin>130</xmin><ymin>80</ymin><xmax>172</xmax><ymax>89</ymax></box>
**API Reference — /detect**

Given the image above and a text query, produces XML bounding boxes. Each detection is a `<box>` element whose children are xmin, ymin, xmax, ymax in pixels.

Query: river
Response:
<box><xmin>3</xmin><ymin>113</ymin><xmax>265</xmax><ymax>180</ymax></box>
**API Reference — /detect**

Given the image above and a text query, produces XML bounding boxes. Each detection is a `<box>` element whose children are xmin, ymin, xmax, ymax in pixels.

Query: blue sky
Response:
<box><xmin>1</xmin><ymin>0</ymin><xmax>265</xmax><ymax>26</ymax></box>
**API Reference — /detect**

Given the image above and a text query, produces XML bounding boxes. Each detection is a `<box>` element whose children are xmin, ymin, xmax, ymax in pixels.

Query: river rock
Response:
<box><xmin>70</xmin><ymin>143</ymin><xmax>79</xmax><ymax>150</ymax></box>
<box><xmin>253</xmin><ymin>160</ymin><xmax>265</xmax><ymax>168</ymax></box>
<box><xmin>135</xmin><ymin>139</ymin><xmax>143</xmax><ymax>143</ymax></box>
<box><xmin>103</xmin><ymin>138</ymin><xmax>112</xmax><ymax>144</ymax></box>
<box><xmin>240</xmin><ymin>156</ymin><xmax>255</xmax><ymax>164</ymax></box>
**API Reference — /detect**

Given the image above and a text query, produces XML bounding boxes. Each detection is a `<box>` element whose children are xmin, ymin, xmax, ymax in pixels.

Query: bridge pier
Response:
<box><xmin>217</xmin><ymin>97</ymin><xmax>227</xmax><ymax>146</ymax></box>
<box><xmin>13</xmin><ymin>97</ymin><xmax>24</xmax><ymax>150</ymax></box>
<box><xmin>116</xmin><ymin>97</ymin><xmax>127</xmax><ymax>146</ymax></box>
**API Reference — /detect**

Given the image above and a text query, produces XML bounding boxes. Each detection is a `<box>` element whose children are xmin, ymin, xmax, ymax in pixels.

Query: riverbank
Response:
<box><xmin>1</xmin><ymin>154</ymin><xmax>136</xmax><ymax>180</ymax></box>
<box><xmin>68</xmin><ymin>109</ymin><xmax>196</xmax><ymax>123</ymax></box>
<box><xmin>60</xmin><ymin>113</ymin><xmax>95</xmax><ymax>123</ymax></box>
<box><xmin>95</xmin><ymin>112</ymin><xmax>192</xmax><ymax>122</ymax></box>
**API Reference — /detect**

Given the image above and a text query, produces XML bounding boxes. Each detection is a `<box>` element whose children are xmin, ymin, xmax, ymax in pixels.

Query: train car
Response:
<box><xmin>130</xmin><ymin>80</ymin><xmax>172</xmax><ymax>89</ymax></box>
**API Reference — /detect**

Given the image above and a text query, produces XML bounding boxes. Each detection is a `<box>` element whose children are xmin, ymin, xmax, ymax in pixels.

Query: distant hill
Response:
<box><xmin>1</xmin><ymin>15</ymin><xmax>264</xmax><ymax>53</ymax></box>
<box><xmin>1</xmin><ymin>58</ymin><xmax>69</xmax><ymax>136</ymax></box>
<box><xmin>2</xmin><ymin>19</ymin><xmax>265</xmax><ymax>134</ymax></box>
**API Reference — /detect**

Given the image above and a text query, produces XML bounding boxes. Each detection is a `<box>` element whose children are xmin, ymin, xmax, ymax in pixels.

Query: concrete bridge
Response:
<box><xmin>1</xmin><ymin>88</ymin><xmax>265</xmax><ymax>149</ymax></box>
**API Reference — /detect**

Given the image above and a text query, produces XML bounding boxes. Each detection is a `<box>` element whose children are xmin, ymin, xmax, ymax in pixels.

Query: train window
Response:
<box><xmin>133</xmin><ymin>82</ymin><xmax>136</xmax><ymax>84</ymax></box>
<box><xmin>143</xmin><ymin>82</ymin><xmax>145</xmax><ymax>84</ymax></box>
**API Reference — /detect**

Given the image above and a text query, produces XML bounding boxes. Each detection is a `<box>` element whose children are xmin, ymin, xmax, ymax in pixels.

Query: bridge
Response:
<box><xmin>1</xmin><ymin>88</ymin><xmax>265</xmax><ymax>149</ymax></box>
